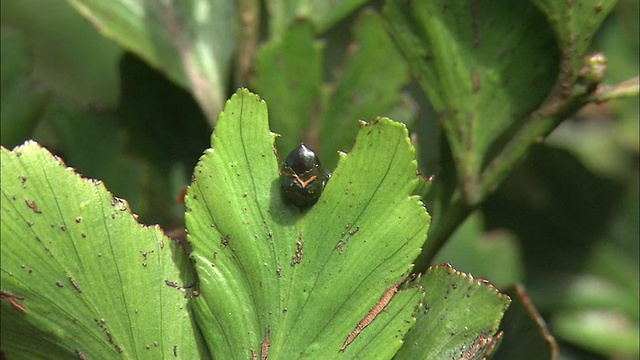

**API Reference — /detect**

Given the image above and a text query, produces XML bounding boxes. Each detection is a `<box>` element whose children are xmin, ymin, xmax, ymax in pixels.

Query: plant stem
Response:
<box><xmin>475</xmin><ymin>76</ymin><xmax>639</xmax><ymax>204</ymax></box>
<box><xmin>235</xmin><ymin>0</ymin><xmax>260</xmax><ymax>87</ymax></box>
<box><xmin>416</xmin><ymin>75</ymin><xmax>637</xmax><ymax>271</ymax></box>
<box><xmin>591</xmin><ymin>76</ymin><xmax>640</xmax><ymax>103</ymax></box>
<box><xmin>413</xmin><ymin>93</ymin><xmax>575</xmax><ymax>272</ymax></box>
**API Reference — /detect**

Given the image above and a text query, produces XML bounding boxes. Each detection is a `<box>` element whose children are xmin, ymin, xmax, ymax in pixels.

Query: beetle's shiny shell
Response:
<box><xmin>280</xmin><ymin>144</ymin><xmax>330</xmax><ymax>208</ymax></box>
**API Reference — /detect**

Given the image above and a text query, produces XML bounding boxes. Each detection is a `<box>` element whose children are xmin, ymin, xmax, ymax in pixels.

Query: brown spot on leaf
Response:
<box><xmin>291</xmin><ymin>241</ymin><xmax>303</xmax><ymax>266</ymax></box>
<box><xmin>261</xmin><ymin>326</ymin><xmax>270</xmax><ymax>360</ymax></box>
<box><xmin>25</xmin><ymin>199</ymin><xmax>42</xmax><ymax>214</ymax></box>
<box><xmin>75</xmin><ymin>349</ymin><xmax>87</xmax><ymax>360</ymax></box>
<box><xmin>472</xmin><ymin>70</ymin><xmax>481</xmax><ymax>92</ymax></box>
<box><xmin>1</xmin><ymin>290</ymin><xmax>27</xmax><ymax>314</ymax></box>
<box><xmin>460</xmin><ymin>330</ymin><xmax>500</xmax><ymax>359</ymax></box>
<box><xmin>340</xmin><ymin>276</ymin><xmax>414</xmax><ymax>352</ymax></box>
<box><xmin>69</xmin><ymin>276</ymin><xmax>82</xmax><ymax>293</ymax></box>
<box><xmin>111</xmin><ymin>197</ymin><xmax>128</xmax><ymax>211</ymax></box>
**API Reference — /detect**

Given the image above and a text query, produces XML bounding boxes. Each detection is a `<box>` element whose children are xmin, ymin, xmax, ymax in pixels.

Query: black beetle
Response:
<box><xmin>281</xmin><ymin>144</ymin><xmax>330</xmax><ymax>208</ymax></box>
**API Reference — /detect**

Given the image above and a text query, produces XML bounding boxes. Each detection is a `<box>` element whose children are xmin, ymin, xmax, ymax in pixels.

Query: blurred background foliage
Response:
<box><xmin>1</xmin><ymin>0</ymin><xmax>638</xmax><ymax>358</ymax></box>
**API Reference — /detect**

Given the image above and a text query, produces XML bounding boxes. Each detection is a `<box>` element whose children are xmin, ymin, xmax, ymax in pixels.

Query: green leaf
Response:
<box><xmin>0</xmin><ymin>29</ymin><xmax>49</xmax><ymax>148</ymax></box>
<box><xmin>186</xmin><ymin>89</ymin><xmax>430</xmax><ymax>358</ymax></box>
<box><xmin>306</xmin><ymin>0</ymin><xmax>371</xmax><ymax>33</ymax></box>
<box><xmin>435</xmin><ymin>213</ymin><xmax>524</xmax><ymax>289</ymax></box>
<box><xmin>256</xmin><ymin>11</ymin><xmax>414</xmax><ymax>170</ymax></box>
<box><xmin>524</xmin><ymin>192</ymin><xmax>639</xmax><ymax>358</ymax></box>
<box><xmin>552</xmin><ymin>309</ymin><xmax>639</xmax><ymax>357</ymax></box>
<box><xmin>1</xmin><ymin>141</ymin><xmax>207</xmax><ymax>359</ymax></box>
<box><xmin>67</xmin><ymin>0</ymin><xmax>236</xmax><ymax>124</ymax></box>
<box><xmin>45</xmin><ymin>102</ymin><xmax>143</xmax><ymax>213</ymax></box>
<box><xmin>254</xmin><ymin>21</ymin><xmax>322</xmax><ymax>156</ymax></box>
<box><xmin>266</xmin><ymin>0</ymin><xmax>371</xmax><ymax>37</ymax></box>
<box><xmin>396</xmin><ymin>264</ymin><xmax>511</xmax><ymax>360</ymax></box>
<box><xmin>1</xmin><ymin>0</ymin><xmax>121</xmax><ymax>108</ymax></box>
<box><xmin>385</xmin><ymin>0</ymin><xmax>558</xmax><ymax>191</ymax></box>
<box><xmin>496</xmin><ymin>285</ymin><xmax>558</xmax><ymax>360</ymax></box>
<box><xmin>318</xmin><ymin>9</ymin><xmax>412</xmax><ymax>170</ymax></box>
<box><xmin>529</xmin><ymin>0</ymin><xmax>617</xmax><ymax>75</ymax></box>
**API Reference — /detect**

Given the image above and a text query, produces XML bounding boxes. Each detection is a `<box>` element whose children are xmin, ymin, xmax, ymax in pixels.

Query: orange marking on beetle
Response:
<box><xmin>291</xmin><ymin>173</ymin><xmax>317</xmax><ymax>189</ymax></box>
<box><xmin>340</xmin><ymin>276</ymin><xmax>414</xmax><ymax>352</ymax></box>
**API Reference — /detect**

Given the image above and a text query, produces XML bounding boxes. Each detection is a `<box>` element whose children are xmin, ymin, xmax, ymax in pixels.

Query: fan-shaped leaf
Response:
<box><xmin>266</xmin><ymin>0</ymin><xmax>371</xmax><ymax>37</ymax></box>
<box><xmin>385</xmin><ymin>0</ymin><xmax>558</xmax><ymax>189</ymax></box>
<box><xmin>530</xmin><ymin>0</ymin><xmax>617</xmax><ymax>74</ymax></box>
<box><xmin>1</xmin><ymin>141</ymin><xmax>207</xmax><ymax>359</ymax></box>
<box><xmin>254</xmin><ymin>21</ymin><xmax>322</xmax><ymax>155</ymax></box>
<box><xmin>318</xmin><ymin>10</ymin><xmax>411</xmax><ymax>170</ymax></box>
<box><xmin>396</xmin><ymin>264</ymin><xmax>511</xmax><ymax>360</ymax></box>
<box><xmin>67</xmin><ymin>0</ymin><xmax>236</xmax><ymax>124</ymax></box>
<box><xmin>186</xmin><ymin>89</ymin><xmax>430</xmax><ymax>358</ymax></box>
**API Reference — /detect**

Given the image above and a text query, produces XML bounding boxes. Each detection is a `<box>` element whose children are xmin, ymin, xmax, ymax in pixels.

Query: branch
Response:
<box><xmin>469</xmin><ymin>49</ymin><xmax>632</xmax><ymax>201</ymax></box>
<box><xmin>591</xmin><ymin>76</ymin><xmax>640</xmax><ymax>103</ymax></box>
<box><xmin>417</xmin><ymin>56</ymin><xmax>638</xmax><ymax>267</ymax></box>
<box><xmin>234</xmin><ymin>0</ymin><xmax>260</xmax><ymax>87</ymax></box>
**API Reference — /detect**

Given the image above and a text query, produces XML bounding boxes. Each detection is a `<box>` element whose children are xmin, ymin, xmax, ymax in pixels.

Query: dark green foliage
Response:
<box><xmin>1</xmin><ymin>0</ymin><xmax>637</xmax><ymax>359</ymax></box>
